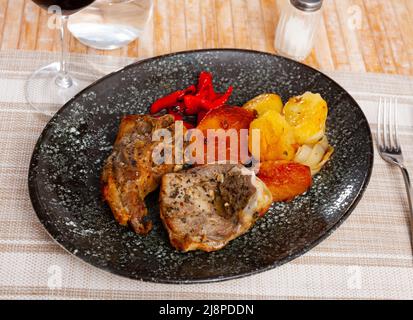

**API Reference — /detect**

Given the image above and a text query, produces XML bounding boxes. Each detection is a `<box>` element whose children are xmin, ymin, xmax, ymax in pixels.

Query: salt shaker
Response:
<box><xmin>274</xmin><ymin>0</ymin><xmax>323</xmax><ymax>61</ymax></box>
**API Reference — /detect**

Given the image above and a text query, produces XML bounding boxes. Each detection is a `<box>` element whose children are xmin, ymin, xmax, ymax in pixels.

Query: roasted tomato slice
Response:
<box><xmin>193</xmin><ymin>106</ymin><xmax>255</xmax><ymax>164</ymax></box>
<box><xmin>257</xmin><ymin>161</ymin><xmax>312</xmax><ymax>202</ymax></box>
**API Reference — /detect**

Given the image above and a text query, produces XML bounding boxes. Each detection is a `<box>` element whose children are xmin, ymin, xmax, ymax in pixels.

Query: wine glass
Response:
<box><xmin>68</xmin><ymin>0</ymin><xmax>153</xmax><ymax>50</ymax></box>
<box><xmin>26</xmin><ymin>0</ymin><xmax>96</xmax><ymax>116</ymax></box>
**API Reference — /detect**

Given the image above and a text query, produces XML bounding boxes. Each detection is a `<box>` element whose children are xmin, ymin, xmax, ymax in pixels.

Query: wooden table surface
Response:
<box><xmin>1</xmin><ymin>0</ymin><xmax>413</xmax><ymax>75</ymax></box>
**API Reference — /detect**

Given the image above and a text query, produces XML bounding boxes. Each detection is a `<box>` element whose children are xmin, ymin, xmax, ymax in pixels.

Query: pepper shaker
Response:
<box><xmin>274</xmin><ymin>0</ymin><xmax>323</xmax><ymax>61</ymax></box>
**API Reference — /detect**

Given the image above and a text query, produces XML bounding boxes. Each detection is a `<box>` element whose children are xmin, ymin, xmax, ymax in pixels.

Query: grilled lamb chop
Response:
<box><xmin>101</xmin><ymin>114</ymin><xmax>182</xmax><ymax>234</ymax></box>
<box><xmin>159</xmin><ymin>164</ymin><xmax>273</xmax><ymax>252</ymax></box>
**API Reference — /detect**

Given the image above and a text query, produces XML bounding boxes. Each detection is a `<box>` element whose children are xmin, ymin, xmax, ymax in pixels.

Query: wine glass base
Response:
<box><xmin>25</xmin><ymin>62</ymin><xmax>95</xmax><ymax>116</ymax></box>
<box><xmin>70</xmin><ymin>23</ymin><xmax>140</xmax><ymax>50</ymax></box>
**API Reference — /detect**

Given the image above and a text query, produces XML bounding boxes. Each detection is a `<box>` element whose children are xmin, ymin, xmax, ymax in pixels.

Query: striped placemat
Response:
<box><xmin>0</xmin><ymin>50</ymin><xmax>412</xmax><ymax>300</ymax></box>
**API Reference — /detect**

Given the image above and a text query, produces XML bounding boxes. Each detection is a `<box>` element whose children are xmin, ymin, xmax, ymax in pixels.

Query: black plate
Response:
<box><xmin>29</xmin><ymin>49</ymin><xmax>373</xmax><ymax>283</ymax></box>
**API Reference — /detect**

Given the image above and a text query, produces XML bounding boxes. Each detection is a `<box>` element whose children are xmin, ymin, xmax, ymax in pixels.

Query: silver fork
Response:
<box><xmin>377</xmin><ymin>97</ymin><xmax>413</xmax><ymax>251</ymax></box>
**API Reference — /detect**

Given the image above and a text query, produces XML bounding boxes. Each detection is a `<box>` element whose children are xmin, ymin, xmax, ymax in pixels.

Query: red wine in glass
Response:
<box><xmin>32</xmin><ymin>0</ymin><xmax>95</xmax><ymax>15</ymax></box>
<box><xmin>26</xmin><ymin>0</ymin><xmax>96</xmax><ymax>115</ymax></box>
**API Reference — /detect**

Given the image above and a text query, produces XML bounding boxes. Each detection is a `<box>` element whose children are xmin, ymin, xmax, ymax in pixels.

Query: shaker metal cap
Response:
<box><xmin>290</xmin><ymin>0</ymin><xmax>323</xmax><ymax>12</ymax></box>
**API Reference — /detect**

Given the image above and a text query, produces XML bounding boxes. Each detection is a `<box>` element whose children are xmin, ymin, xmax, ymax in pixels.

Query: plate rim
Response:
<box><xmin>28</xmin><ymin>48</ymin><xmax>374</xmax><ymax>284</ymax></box>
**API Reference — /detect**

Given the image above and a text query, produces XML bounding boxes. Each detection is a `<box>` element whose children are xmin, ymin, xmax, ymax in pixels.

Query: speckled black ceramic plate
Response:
<box><xmin>29</xmin><ymin>49</ymin><xmax>373</xmax><ymax>283</ymax></box>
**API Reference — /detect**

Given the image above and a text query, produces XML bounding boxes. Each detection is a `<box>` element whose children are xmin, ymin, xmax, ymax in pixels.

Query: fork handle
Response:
<box><xmin>400</xmin><ymin>166</ymin><xmax>413</xmax><ymax>247</ymax></box>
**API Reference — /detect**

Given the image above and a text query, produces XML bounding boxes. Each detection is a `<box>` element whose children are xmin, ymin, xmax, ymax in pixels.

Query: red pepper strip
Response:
<box><xmin>195</xmin><ymin>86</ymin><xmax>209</xmax><ymax>100</ymax></box>
<box><xmin>183</xmin><ymin>85</ymin><xmax>197</xmax><ymax>96</ymax></box>
<box><xmin>183</xmin><ymin>122</ymin><xmax>195</xmax><ymax>129</ymax></box>
<box><xmin>167</xmin><ymin>110</ymin><xmax>183</xmax><ymax>121</ymax></box>
<box><xmin>173</xmin><ymin>102</ymin><xmax>186</xmax><ymax>114</ymax></box>
<box><xmin>208</xmin><ymin>86</ymin><xmax>233</xmax><ymax>109</ymax></box>
<box><xmin>196</xmin><ymin>84</ymin><xmax>219</xmax><ymax>101</ymax></box>
<box><xmin>207</xmin><ymin>86</ymin><xmax>220</xmax><ymax>101</ymax></box>
<box><xmin>197</xmin><ymin>71</ymin><xmax>213</xmax><ymax>92</ymax></box>
<box><xmin>167</xmin><ymin>110</ymin><xmax>194</xmax><ymax>129</ymax></box>
<box><xmin>197</xmin><ymin>110</ymin><xmax>208</xmax><ymax>124</ymax></box>
<box><xmin>150</xmin><ymin>85</ymin><xmax>196</xmax><ymax>114</ymax></box>
<box><xmin>150</xmin><ymin>90</ymin><xmax>184</xmax><ymax>114</ymax></box>
<box><xmin>196</xmin><ymin>71</ymin><xmax>221</xmax><ymax>101</ymax></box>
<box><xmin>183</xmin><ymin>95</ymin><xmax>211</xmax><ymax>115</ymax></box>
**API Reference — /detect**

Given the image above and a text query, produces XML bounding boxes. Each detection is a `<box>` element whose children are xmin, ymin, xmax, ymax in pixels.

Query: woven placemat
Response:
<box><xmin>0</xmin><ymin>50</ymin><xmax>412</xmax><ymax>299</ymax></box>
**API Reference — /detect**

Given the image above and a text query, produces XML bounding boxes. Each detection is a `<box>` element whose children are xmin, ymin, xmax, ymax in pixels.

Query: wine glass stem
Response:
<box><xmin>55</xmin><ymin>15</ymin><xmax>73</xmax><ymax>89</ymax></box>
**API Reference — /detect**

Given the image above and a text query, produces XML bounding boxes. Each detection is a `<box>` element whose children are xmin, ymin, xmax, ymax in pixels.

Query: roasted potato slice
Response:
<box><xmin>249</xmin><ymin>110</ymin><xmax>297</xmax><ymax>161</ymax></box>
<box><xmin>257</xmin><ymin>161</ymin><xmax>312</xmax><ymax>202</ymax></box>
<box><xmin>284</xmin><ymin>92</ymin><xmax>328</xmax><ymax>145</ymax></box>
<box><xmin>243</xmin><ymin>93</ymin><xmax>283</xmax><ymax>117</ymax></box>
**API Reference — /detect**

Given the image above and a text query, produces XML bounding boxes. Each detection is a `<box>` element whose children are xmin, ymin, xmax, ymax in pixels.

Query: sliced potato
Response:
<box><xmin>249</xmin><ymin>110</ymin><xmax>297</xmax><ymax>161</ymax></box>
<box><xmin>243</xmin><ymin>93</ymin><xmax>283</xmax><ymax>117</ymax></box>
<box><xmin>284</xmin><ymin>92</ymin><xmax>328</xmax><ymax>145</ymax></box>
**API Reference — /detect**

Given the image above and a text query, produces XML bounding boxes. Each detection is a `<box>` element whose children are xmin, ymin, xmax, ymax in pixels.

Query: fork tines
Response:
<box><xmin>377</xmin><ymin>97</ymin><xmax>401</xmax><ymax>154</ymax></box>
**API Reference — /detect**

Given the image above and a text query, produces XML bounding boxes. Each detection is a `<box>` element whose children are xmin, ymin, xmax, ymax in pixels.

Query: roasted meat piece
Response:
<box><xmin>101</xmin><ymin>115</ymin><xmax>182</xmax><ymax>234</ymax></box>
<box><xmin>159</xmin><ymin>164</ymin><xmax>273</xmax><ymax>252</ymax></box>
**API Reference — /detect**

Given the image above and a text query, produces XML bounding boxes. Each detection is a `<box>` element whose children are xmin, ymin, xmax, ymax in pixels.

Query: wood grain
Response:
<box><xmin>1</xmin><ymin>0</ymin><xmax>413</xmax><ymax>75</ymax></box>
<box><xmin>1</xmin><ymin>0</ymin><xmax>25</xmax><ymax>50</ymax></box>
<box><xmin>184</xmin><ymin>0</ymin><xmax>203</xmax><ymax>50</ymax></box>
<box><xmin>18</xmin><ymin>1</ymin><xmax>40</xmax><ymax>50</ymax></box>
<box><xmin>200</xmin><ymin>0</ymin><xmax>218</xmax><ymax>48</ymax></box>
<box><xmin>351</xmin><ymin>0</ymin><xmax>382</xmax><ymax>73</ymax></box>
<box><xmin>393</xmin><ymin>1</ymin><xmax>413</xmax><ymax>73</ymax></box>
<box><xmin>231</xmin><ymin>0</ymin><xmax>251</xmax><ymax>49</ymax></box>
<box><xmin>169</xmin><ymin>0</ymin><xmax>187</xmax><ymax>52</ymax></box>
<box><xmin>322</xmin><ymin>0</ymin><xmax>351</xmax><ymax>71</ymax></box>
<box><xmin>334</xmin><ymin>0</ymin><xmax>365</xmax><ymax>72</ymax></box>
<box><xmin>215</xmin><ymin>0</ymin><xmax>235</xmax><ymax>48</ymax></box>
<box><xmin>35</xmin><ymin>5</ymin><xmax>56</xmax><ymax>51</ymax></box>
<box><xmin>364</xmin><ymin>0</ymin><xmax>397</xmax><ymax>74</ymax></box>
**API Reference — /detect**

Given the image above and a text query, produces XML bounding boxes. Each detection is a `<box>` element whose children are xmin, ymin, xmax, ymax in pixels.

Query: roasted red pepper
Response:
<box><xmin>197</xmin><ymin>71</ymin><xmax>212</xmax><ymax>91</ymax></box>
<box><xmin>173</xmin><ymin>102</ymin><xmax>186</xmax><ymax>114</ymax></box>
<box><xmin>196</xmin><ymin>71</ymin><xmax>220</xmax><ymax>101</ymax></box>
<box><xmin>197</xmin><ymin>72</ymin><xmax>211</xmax><ymax>98</ymax></box>
<box><xmin>185</xmin><ymin>90</ymin><xmax>233</xmax><ymax>117</ymax></box>
<box><xmin>183</xmin><ymin>95</ymin><xmax>211</xmax><ymax>115</ymax></box>
<box><xmin>208</xmin><ymin>86</ymin><xmax>233</xmax><ymax>109</ymax></box>
<box><xmin>167</xmin><ymin>110</ymin><xmax>193</xmax><ymax>129</ymax></box>
<box><xmin>150</xmin><ymin>91</ymin><xmax>183</xmax><ymax>114</ymax></box>
<box><xmin>184</xmin><ymin>85</ymin><xmax>197</xmax><ymax>96</ymax></box>
<box><xmin>183</xmin><ymin>122</ymin><xmax>195</xmax><ymax>129</ymax></box>
<box><xmin>149</xmin><ymin>72</ymin><xmax>234</xmax><ymax>127</ymax></box>
<box><xmin>167</xmin><ymin>110</ymin><xmax>183</xmax><ymax>121</ymax></box>
<box><xmin>150</xmin><ymin>85</ymin><xmax>196</xmax><ymax>114</ymax></box>
<box><xmin>197</xmin><ymin>110</ymin><xmax>208</xmax><ymax>124</ymax></box>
